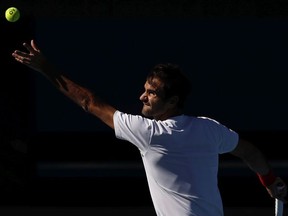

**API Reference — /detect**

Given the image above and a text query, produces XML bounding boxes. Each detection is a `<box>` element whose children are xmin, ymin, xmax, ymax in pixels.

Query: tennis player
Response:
<box><xmin>12</xmin><ymin>39</ymin><xmax>287</xmax><ymax>216</ymax></box>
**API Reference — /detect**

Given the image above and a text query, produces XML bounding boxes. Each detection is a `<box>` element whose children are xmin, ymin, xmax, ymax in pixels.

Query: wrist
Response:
<box><xmin>257</xmin><ymin>170</ymin><xmax>276</xmax><ymax>187</ymax></box>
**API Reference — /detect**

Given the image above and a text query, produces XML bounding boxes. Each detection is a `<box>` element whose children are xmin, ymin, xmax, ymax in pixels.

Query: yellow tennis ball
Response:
<box><xmin>5</xmin><ymin>7</ymin><xmax>20</xmax><ymax>22</ymax></box>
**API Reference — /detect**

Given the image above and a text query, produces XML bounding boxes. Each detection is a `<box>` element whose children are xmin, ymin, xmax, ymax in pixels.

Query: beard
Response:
<box><xmin>141</xmin><ymin>104</ymin><xmax>153</xmax><ymax>117</ymax></box>
<box><xmin>141</xmin><ymin>109</ymin><xmax>151</xmax><ymax>117</ymax></box>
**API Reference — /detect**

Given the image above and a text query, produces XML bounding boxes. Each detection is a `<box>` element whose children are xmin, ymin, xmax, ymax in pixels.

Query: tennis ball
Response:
<box><xmin>5</xmin><ymin>7</ymin><xmax>20</xmax><ymax>22</ymax></box>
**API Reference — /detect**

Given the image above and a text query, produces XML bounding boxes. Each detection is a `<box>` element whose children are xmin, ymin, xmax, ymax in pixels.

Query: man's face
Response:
<box><xmin>139</xmin><ymin>77</ymin><xmax>171</xmax><ymax>120</ymax></box>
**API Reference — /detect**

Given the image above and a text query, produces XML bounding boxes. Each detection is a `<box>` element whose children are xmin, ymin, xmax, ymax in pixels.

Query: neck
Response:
<box><xmin>154</xmin><ymin>109</ymin><xmax>183</xmax><ymax>121</ymax></box>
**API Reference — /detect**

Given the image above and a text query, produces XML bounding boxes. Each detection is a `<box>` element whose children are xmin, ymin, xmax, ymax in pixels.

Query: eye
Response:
<box><xmin>147</xmin><ymin>90</ymin><xmax>157</xmax><ymax>96</ymax></box>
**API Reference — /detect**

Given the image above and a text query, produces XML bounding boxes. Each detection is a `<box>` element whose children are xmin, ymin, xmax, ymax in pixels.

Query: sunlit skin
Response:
<box><xmin>139</xmin><ymin>77</ymin><xmax>180</xmax><ymax>121</ymax></box>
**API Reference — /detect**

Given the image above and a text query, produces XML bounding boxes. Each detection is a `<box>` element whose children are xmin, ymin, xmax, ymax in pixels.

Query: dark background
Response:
<box><xmin>0</xmin><ymin>0</ymin><xmax>288</xmax><ymax>209</ymax></box>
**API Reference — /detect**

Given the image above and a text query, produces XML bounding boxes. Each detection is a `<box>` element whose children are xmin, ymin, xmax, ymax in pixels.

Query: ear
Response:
<box><xmin>167</xmin><ymin>96</ymin><xmax>179</xmax><ymax>108</ymax></box>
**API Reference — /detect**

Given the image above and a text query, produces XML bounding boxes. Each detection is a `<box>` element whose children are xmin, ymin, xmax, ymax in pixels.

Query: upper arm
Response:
<box><xmin>229</xmin><ymin>138</ymin><xmax>271</xmax><ymax>175</ymax></box>
<box><xmin>230</xmin><ymin>138</ymin><xmax>252</xmax><ymax>158</ymax></box>
<box><xmin>230</xmin><ymin>138</ymin><xmax>263</xmax><ymax>161</ymax></box>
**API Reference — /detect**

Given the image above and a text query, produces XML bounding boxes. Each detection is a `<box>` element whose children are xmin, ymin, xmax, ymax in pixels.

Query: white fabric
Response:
<box><xmin>113</xmin><ymin>111</ymin><xmax>239</xmax><ymax>216</ymax></box>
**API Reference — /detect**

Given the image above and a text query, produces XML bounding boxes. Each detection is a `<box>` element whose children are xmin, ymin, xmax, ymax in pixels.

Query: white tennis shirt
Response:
<box><xmin>113</xmin><ymin>111</ymin><xmax>239</xmax><ymax>216</ymax></box>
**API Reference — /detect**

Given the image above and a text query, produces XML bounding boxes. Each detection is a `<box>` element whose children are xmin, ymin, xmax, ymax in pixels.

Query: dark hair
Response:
<box><xmin>147</xmin><ymin>63</ymin><xmax>191</xmax><ymax>108</ymax></box>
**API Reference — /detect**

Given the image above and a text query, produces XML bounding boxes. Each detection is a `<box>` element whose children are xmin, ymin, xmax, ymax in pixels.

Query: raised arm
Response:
<box><xmin>230</xmin><ymin>138</ymin><xmax>287</xmax><ymax>203</ymax></box>
<box><xmin>12</xmin><ymin>39</ymin><xmax>116</xmax><ymax>129</ymax></box>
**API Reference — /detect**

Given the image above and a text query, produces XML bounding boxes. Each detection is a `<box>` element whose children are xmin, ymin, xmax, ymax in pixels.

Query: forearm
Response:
<box><xmin>41</xmin><ymin>65</ymin><xmax>92</xmax><ymax>110</ymax></box>
<box><xmin>41</xmin><ymin>65</ymin><xmax>116</xmax><ymax>128</ymax></box>
<box><xmin>242</xmin><ymin>145</ymin><xmax>271</xmax><ymax>175</ymax></box>
<box><xmin>243</xmin><ymin>147</ymin><xmax>280</xmax><ymax>187</ymax></box>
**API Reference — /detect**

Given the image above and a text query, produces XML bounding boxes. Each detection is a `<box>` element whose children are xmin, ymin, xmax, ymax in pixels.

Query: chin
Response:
<box><xmin>141</xmin><ymin>109</ymin><xmax>152</xmax><ymax>117</ymax></box>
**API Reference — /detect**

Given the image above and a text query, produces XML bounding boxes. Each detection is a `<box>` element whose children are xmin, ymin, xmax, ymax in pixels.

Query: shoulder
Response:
<box><xmin>195</xmin><ymin>116</ymin><xmax>222</xmax><ymax>126</ymax></box>
<box><xmin>114</xmin><ymin>110</ymin><xmax>150</xmax><ymax>121</ymax></box>
<box><xmin>196</xmin><ymin>116</ymin><xmax>237</xmax><ymax>135</ymax></box>
<box><xmin>114</xmin><ymin>110</ymin><xmax>154</xmax><ymax>128</ymax></box>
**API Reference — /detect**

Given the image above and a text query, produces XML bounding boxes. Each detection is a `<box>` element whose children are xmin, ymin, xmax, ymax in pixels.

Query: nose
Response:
<box><xmin>139</xmin><ymin>92</ymin><xmax>147</xmax><ymax>101</ymax></box>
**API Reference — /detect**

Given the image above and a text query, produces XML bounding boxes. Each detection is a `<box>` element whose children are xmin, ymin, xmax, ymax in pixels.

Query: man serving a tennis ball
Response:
<box><xmin>11</xmin><ymin>39</ymin><xmax>287</xmax><ymax>216</ymax></box>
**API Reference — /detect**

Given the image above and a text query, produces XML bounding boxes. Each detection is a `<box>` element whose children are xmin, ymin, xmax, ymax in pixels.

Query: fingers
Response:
<box><xmin>12</xmin><ymin>51</ymin><xmax>23</xmax><ymax>62</ymax></box>
<box><xmin>31</xmin><ymin>39</ymin><xmax>40</xmax><ymax>52</ymax></box>
<box><xmin>12</xmin><ymin>39</ymin><xmax>39</xmax><ymax>62</ymax></box>
<box><xmin>270</xmin><ymin>178</ymin><xmax>288</xmax><ymax>202</ymax></box>
<box><xmin>22</xmin><ymin>42</ymin><xmax>36</xmax><ymax>53</ymax></box>
<box><xmin>277</xmin><ymin>182</ymin><xmax>286</xmax><ymax>194</ymax></box>
<box><xmin>12</xmin><ymin>50</ymin><xmax>31</xmax><ymax>61</ymax></box>
<box><xmin>265</xmin><ymin>177</ymin><xmax>287</xmax><ymax>202</ymax></box>
<box><xmin>276</xmin><ymin>179</ymin><xmax>287</xmax><ymax>197</ymax></box>
<box><xmin>19</xmin><ymin>39</ymin><xmax>40</xmax><ymax>54</ymax></box>
<box><xmin>277</xmin><ymin>185</ymin><xmax>288</xmax><ymax>204</ymax></box>
<box><xmin>12</xmin><ymin>49</ymin><xmax>36</xmax><ymax>68</ymax></box>
<box><xmin>12</xmin><ymin>53</ymin><xmax>30</xmax><ymax>65</ymax></box>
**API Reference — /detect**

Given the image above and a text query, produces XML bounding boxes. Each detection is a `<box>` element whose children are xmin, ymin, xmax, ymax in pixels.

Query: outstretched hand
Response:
<box><xmin>12</xmin><ymin>39</ymin><xmax>46</xmax><ymax>73</ymax></box>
